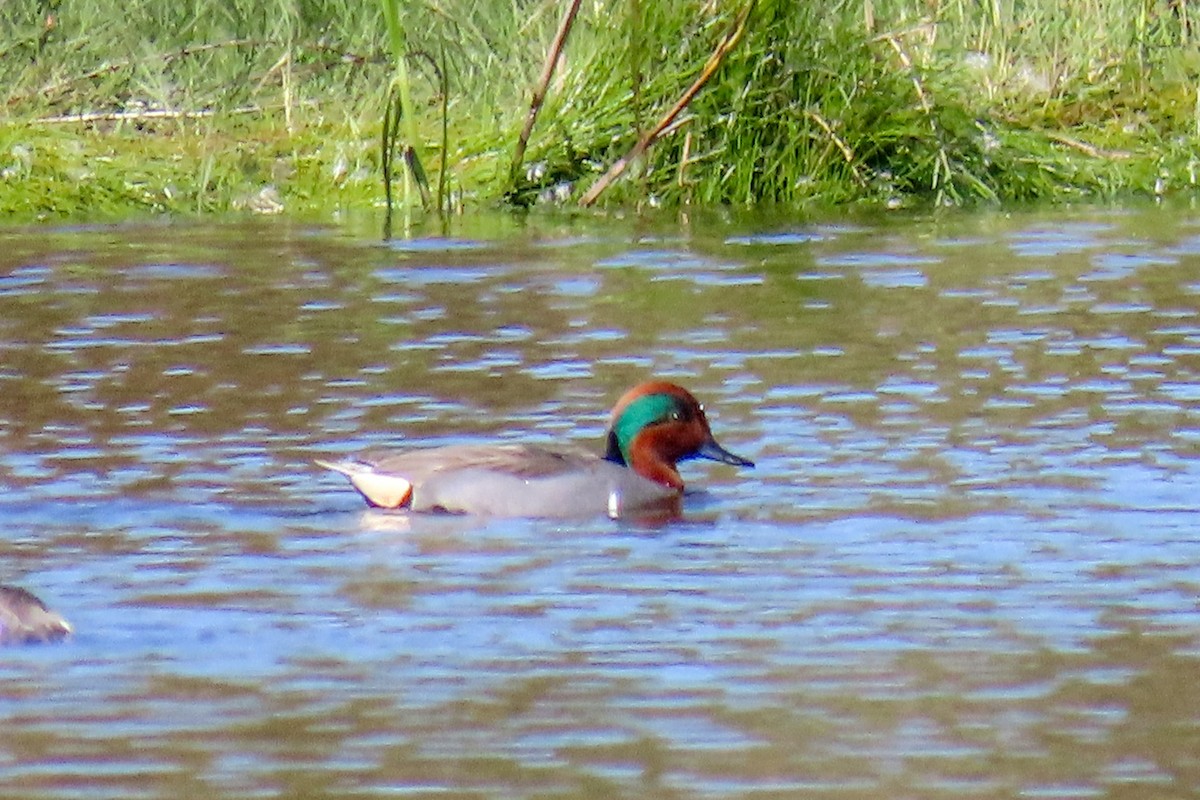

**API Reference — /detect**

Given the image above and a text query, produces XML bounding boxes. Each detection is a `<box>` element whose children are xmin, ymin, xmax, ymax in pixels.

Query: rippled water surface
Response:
<box><xmin>2</xmin><ymin>207</ymin><xmax>1199</xmax><ymax>798</ymax></box>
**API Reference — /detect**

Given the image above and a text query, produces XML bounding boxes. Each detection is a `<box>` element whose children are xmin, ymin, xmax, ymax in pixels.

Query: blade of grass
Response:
<box><xmin>378</xmin><ymin>0</ymin><xmax>430</xmax><ymax>221</ymax></box>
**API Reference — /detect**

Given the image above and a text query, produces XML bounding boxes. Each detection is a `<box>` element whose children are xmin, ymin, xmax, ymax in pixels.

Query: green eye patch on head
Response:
<box><xmin>609</xmin><ymin>393</ymin><xmax>681</xmax><ymax>465</ymax></box>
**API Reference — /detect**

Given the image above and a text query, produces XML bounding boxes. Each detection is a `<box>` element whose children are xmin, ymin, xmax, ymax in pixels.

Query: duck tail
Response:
<box><xmin>315</xmin><ymin>459</ymin><xmax>414</xmax><ymax>509</ymax></box>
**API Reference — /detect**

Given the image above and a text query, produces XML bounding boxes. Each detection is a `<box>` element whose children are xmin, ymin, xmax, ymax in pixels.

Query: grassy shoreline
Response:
<box><xmin>2</xmin><ymin>0</ymin><xmax>1198</xmax><ymax>221</ymax></box>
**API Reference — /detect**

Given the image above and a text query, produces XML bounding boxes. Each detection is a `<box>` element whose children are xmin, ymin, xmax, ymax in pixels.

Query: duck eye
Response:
<box><xmin>666</xmin><ymin>404</ymin><xmax>694</xmax><ymax>423</ymax></box>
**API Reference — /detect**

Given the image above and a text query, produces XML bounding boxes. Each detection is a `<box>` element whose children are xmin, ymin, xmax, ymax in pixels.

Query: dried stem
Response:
<box><xmin>579</xmin><ymin>0</ymin><xmax>756</xmax><ymax>207</ymax></box>
<box><xmin>508</xmin><ymin>0</ymin><xmax>583</xmax><ymax>188</ymax></box>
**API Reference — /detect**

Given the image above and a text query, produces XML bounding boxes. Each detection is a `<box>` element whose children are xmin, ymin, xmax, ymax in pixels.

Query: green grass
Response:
<box><xmin>1</xmin><ymin>0</ymin><xmax>1198</xmax><ymax>219</ymax></box>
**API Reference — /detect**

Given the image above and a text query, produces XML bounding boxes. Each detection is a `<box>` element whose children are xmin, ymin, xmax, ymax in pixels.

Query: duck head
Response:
<box><xmin>603</xmin><ymin>381</ymin><xmax>755</xmax><ymax>490</ymax></box>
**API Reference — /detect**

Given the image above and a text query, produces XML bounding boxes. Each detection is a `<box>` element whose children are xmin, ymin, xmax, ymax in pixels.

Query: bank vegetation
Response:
<box><xmin>1</xmin><ymin>0</ymin><xmax>1197</xmax><ymax>218</ymax></box>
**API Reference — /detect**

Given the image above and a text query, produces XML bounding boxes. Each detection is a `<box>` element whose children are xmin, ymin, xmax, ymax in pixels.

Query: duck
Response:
<box><xmin>0</xmin><ymin>585</ymin><xmax>72</xmax><ymax>645</ymax></box>
<box><xmin>316</xmin><ymin>380</ymin><xmax>754</xmax><ymax>518</ymax></box>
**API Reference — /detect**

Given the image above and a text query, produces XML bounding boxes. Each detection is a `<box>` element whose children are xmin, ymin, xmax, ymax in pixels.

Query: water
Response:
<box><xmin>1</xmin><ymin>207</ymin><xmax>1199</xmax><ymax>798</ymax></box>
